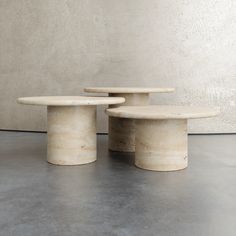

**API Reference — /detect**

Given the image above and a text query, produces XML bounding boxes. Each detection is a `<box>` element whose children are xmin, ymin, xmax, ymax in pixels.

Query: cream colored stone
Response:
<box><xmin>84</xmin><ymin>87</ymin><xmax>175</xmax><ymax>93</ymax></box>
<box><xmin>17</xmin><ymin>96</ymin><xmax>125</xmax><ymax>106</ymax></box>
<box><xmin>135</xmin><ymin>119</ymin><xmax>188</xmax><ymax>171</ymax></box>
<box><xmin>85</xmin><ymin>88</ymin><xmax>175</xmax><ymax>152</ymax></box>
<box><xmin>47</xmin><ymin>106</ymin><xmax>96</xmax><ymax>165</ymax></box>
<box><xmin>106</xmin><ymin>105</ymin><xmax>220</xmax><ymax>120</ymax></box>
<box><xmin>108</xmin><ymin>93</ymin><xmax>150</xmax><ymax>152</ymax></box>
<box><xmin>106</xmin><ymin>105</ymin><xmax>219</xmax><ymax>171</ymax></box>
<box><xmin>17</xmin><ymin>96</ymin><xmax>125</xmax><ymax>165</ymax></box>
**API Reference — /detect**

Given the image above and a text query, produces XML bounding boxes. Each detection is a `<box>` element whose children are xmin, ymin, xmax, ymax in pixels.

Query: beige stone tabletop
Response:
<box><xmin>84</xmin><ymin>87</ymin><xmax>175</xmax><ymax>93</ymax></box>
<box><xmin>17</xmin><ymin>96</ymin><xmax>125</xmax><ymax>106</ymax></box>
<box><xmin>106</xmin><ymin>105</ymin><xmax>220</xmax><ymax>119</ymax></box>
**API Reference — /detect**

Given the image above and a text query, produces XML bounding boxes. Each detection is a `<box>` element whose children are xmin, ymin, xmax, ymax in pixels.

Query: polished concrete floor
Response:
<box><xmin>0</xmin><ymin>131</ymin><xmax>235</xmax><ymax>236</ymax></box>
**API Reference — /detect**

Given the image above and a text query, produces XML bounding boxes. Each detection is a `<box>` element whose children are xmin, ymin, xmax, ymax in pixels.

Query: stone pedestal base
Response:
<box><xmin>47</xmin><ymin>106</ymin><xmax>96</xmax><ymax>165</ymax></box>
<box><xmin>109</xmin><ymin>93</ymin><xmax>149</xmax><ymax>152</ymax></box>
<box><xmin>135</xmin><ymin>119</ymin><xmax>188</xmax><ymax>171</ymax></box>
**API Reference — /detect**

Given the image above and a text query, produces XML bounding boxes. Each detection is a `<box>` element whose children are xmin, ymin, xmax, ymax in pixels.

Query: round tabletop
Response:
<box><xmin>106</xmin><ymin>105</ymin><xmax>220</xmax><ymax>119</ymax></box>
<box><xmin>84</xmin><ymin>87</ymin><xmax>175</xmax><ymax>94</ymax></box>
<box><xmin>17</xmin><ymin>96</ymin><xmax>125</xmax><ymax>106</ymax></box>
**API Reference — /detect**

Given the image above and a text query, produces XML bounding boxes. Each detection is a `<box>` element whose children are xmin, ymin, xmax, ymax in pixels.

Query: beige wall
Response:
<box><xmin>0</xmin><ymin>0</ymin><xmax>236</xmax><ymax>133</ymax></box>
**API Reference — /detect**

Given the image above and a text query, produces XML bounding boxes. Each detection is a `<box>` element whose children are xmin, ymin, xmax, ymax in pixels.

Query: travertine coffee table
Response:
<box><xmin>106</xmin><ymin>105</ymin><xmax>219</xmax><ymax>171</ymax></box>
<box><xmin>84</xmin><ymin>87</ymin><xmax>175</xmax><ymax>152</ymax></box>
<box><xmin>17</xmin><ymin>96</ymin><xmax>125</xmax><ymax>165</ymax></box>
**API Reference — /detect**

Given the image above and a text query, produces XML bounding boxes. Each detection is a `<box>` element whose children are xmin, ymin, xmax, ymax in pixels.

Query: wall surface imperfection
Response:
<box><xmin>0</xmin><ymin>0</ymin><xmax>236</xmax><ymax>133</ymax></box>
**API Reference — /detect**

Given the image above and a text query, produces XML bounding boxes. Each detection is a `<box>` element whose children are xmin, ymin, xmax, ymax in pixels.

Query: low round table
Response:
<box><xmin>17</xmin><ymin>96</ymin><xmax>125</xmax><ymax>165</ymax></box>
<box><xmin>106</xmin><ymin>105</ymin><xmax>219</xmax><ymax>171</ymax></box>
<box><xmin>84</xmin><ymin>87</ymin><xmax>175</xmax><ymax>152</ymax></box>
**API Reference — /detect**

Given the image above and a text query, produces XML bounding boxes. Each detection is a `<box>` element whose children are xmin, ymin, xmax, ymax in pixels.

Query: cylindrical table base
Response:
<box><xmin>135</xmin><ymin>119</ymin><xmax>188</xmax><ymax>171</ymax></box>
<box><xmin>108</xmin><ymin>117</ymin><xmax>136</xmax><ymax>152</ymax></box>
<box><xmin>108</xmin><ymin>93</ymin><xmax>149</xmax><ymax>152</ymax></box>
<box><xmin>47</xmin><ymin>106</ymin><xmax>96</xmax><ymax>165</ymax></box>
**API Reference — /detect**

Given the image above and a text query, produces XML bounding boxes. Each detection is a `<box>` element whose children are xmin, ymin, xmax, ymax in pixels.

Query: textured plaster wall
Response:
<box><xmin>0</xmin><ymin>0</ymin><xmax>236</xmax><ymax>133</ymax></box>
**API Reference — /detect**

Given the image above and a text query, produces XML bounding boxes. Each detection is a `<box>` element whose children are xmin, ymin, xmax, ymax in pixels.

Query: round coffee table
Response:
<box><xmin>17</xmin><ymin>96</ymin><xmax>125</xmax><ymax>165</ymax></box>
<box><xmin>84</xmin><ymin>87</ymin><xmax>175</xmax><ymax>152</ymax></box>
<box><xmin>106</xmin><ymin>105</ymin><xmax>219</xmax><ymax>171</ymax></box>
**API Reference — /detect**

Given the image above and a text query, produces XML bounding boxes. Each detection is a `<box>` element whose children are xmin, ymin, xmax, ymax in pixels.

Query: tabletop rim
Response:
<box><xmin>17</xmin><ymin>96</ymin><xmax>125</xmax><ymax>106</ymax></box>
<box><xmin>106</xmin><ymin>105</ymin><xmax>220</xmax><ymax>120</ymax></box>
<box><xmin>84</xmin><ymin>87</ymin><xmax>175</xmax><ymax>94</ymax></box>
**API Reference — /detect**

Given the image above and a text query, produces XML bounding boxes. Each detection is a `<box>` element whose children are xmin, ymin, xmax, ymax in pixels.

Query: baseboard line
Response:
<box><xmin>189</xmin><ymin>133</ymin><xmax>236</xmax><ymax>135</ymax></box>
<box><xmin>0</xmin><ymin>129</ymin><xmax>235</xmax><ymax>135</ymax></box>
<box><xmin>0</xmin><ymin>129</ymin><xmax>46</xmax><ymax>133</ymax></box>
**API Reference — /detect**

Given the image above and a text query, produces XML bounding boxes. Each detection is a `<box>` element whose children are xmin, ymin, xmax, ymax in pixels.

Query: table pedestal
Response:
<box><xmin>108</xmin><ymin>93</ymin><xmax>149</xmax><ymax>152</ymax></box>
<box><xmin>47</xmin><ymin>106</ymin><xmax>96</xmax><ymax>165</ymax></box>
<box><xmin>135</xmin><ymin>119</ymin><xmax>188</xmax><ymax>171</ymax></box>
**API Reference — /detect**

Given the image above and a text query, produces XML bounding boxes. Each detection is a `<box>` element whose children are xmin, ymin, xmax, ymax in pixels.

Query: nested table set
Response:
<box><xmin>18</xmin><ymin>87</ymin><xmax>219</xmax><ymax>171</ymax></box>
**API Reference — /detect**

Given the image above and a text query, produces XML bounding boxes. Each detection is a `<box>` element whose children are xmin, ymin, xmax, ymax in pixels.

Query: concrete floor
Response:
<box><xmin>0</xmin><ymin>131</ymin><xmax>235</xmax><ymax>236</ymax></box>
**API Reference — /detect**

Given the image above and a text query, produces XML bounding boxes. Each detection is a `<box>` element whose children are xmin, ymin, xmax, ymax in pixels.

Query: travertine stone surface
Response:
<box><xmin>84</xmin><ymin>87</ymin><xmax>175</xmax><ymax>93</ymax></box>
<box><xmin>106</xmin><ymin>105</ymin><xmax>220</xmax><ymax>120</ymax></box>
<box><xmin>108</xmin><ymin>93</ymin><xmax>150</xmax><ymax>152</ymax></box>
<box><xmin>135</xmin><ymin>119</ymin><xmax>188</xmax><ymax>171</ymax></box>
<box><xmin>17</xmin><ymin>96</ymin><xmax>125</xmax><ymax>165</ymax></box>
<box><xmin>85</xmin><ymin>88</ymin><xmax>175</xmax><ymax>152</ymax></box>
<box><xmin>106</xmin><ymin>105</ymin><xmax>219</xmax><ymax>171</ymax></box>
<box><xmin>108</xmin><ymin>93</ymin><xmax>150</xmax><ymax>107</ymax></box>
<box><xmin>17</xmin><ymin>96</ymin><xmax>125</xmax><ymax>106</ymax></box>
<box><xmin>47</xmin><ymin>106</ymin><xmax>96</xmax><ymax>165</ymax></box>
